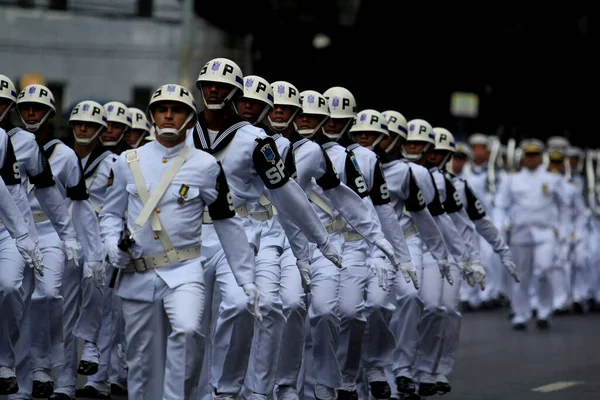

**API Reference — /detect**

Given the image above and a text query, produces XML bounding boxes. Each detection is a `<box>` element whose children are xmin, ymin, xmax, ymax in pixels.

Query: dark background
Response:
<box><xmin>193</xmin><ymin>2</ymin><xmax>594</xmax><ymax>147</ymax></box>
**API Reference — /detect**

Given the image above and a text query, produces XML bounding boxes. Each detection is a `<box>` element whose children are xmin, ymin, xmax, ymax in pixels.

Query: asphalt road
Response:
<box><xmin>3</xmin><ymin>309</ymin><xmax>600</xmax><ymax>399</ymax></box>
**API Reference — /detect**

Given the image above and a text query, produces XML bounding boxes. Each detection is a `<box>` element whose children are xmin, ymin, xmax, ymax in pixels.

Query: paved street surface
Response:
<box><xmin>4</xmin><ymin>309</ymin><xmax>600</xmax><ymax>399</ymax></box>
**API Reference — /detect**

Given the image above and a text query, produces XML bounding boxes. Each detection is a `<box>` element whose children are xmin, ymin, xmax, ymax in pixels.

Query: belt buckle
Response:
<box><xmin>133</xmin><ymin>258</ymin><xmax>148</xmax><ymax>272</ymax></box>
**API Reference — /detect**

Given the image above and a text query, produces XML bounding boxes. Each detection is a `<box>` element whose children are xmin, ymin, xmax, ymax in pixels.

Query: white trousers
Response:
<box><xmin>276</xmin><ymin>242</ymin><xmax>307</xmax><ymax>391</ymax></box>
<box><xmin>122</xmin><ymin>276</ymin><xmax>205</xmax><ymax>400</ymax></box>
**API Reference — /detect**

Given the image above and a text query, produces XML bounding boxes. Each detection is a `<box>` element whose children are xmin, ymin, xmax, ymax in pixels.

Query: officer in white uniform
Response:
<box><xmin>494</xmin><ymin>139</ymin><xmax>571</xmax><ymax>330</ymax></box>
<box><xmin>13</xmin><ymin>84</ymin><xmax>101</xmax><ymax>399</ymax></box>
<box><xmin>53</xmin><ymin>101</ymin><xmax>120</xmax><ymax>400</ymax></box>
<box><xmin>124</xmin><ymin>107</ymin><xmax>152</xmax><ymax>149</ymax></box>
<box><xmin>101</xmin><ymin>101</ymin><xmax>132</xmax><ymax>155</ymax></box>
<box><xmin>338</xmin><ymin>107</ymin><xmax>418</xmax><ymax>400</ymax></box>
<box><xmin>188</xmin><ymin>58</ymin><xmax>340</xmax><ymax>400</ymax></box>
<box><xmin>100</xmin><ymin>83</ymin><xmax>256</xmax><ymax>400</ymax></box>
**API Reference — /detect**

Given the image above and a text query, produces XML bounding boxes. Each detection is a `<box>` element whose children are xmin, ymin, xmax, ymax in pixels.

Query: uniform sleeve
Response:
<box><xmin>492</xmin><ymin>175</ymin><xmax>512</xmax><ymax>229</ymax></box>
<box><xmin>344</xmin><ymin>151</ymin><xmax>369</xmax><ymax>198</ymax></box>
<box><xmin>426</xmin><ymin>173</ymin><xmax>445</xmax><ymax>216</ymax></box>
<box><xmin>22</xmin><ymin>137</ymin><xmax>55</xmax><ymax>188</ymax></box>
<box><xmin>433</xmin><ymin>212</ymin><xmax>470</xmax><ymax>263</ymax></box>
<box><xmin>375</xmin><ymin>202</ymin><xmax>411</xmax><ymax>263</ymax></box>
<box><xmin>65</xmin><ymin>157</ymin><xmax>89</xmax><ymax>201</ymax></box>
<box><xmin>554</xmin><ymin>177</ymin><xmax>573</xmax><ymax>239</ymax></box>
<box><xmin>34</xmin><ymin>185</ymin><xmax>77</xmax><ymax>241</ymax></box>
<box><xmin>99</xmin><ymin>155</ymin><xmax>129</xmax><ymax>248</ymax></box>
<box><xmin>474</xmin><ymin>217</ymin><xmax>510</xmax><ymax>257</ymax></box>
<box><xmin>411</xmin><ymin>208</ymin><xmax>450</xmax><ymax>264</ymax></box>
<box><xmin>369</xmin><ymin>160</ymin><xmax>391</xmax><ymax>205</ymax></box>
<box><xmin>463</xmin><ymin>181</ymin><xmax>487</xmax><ymax>221</ymax></box>
<box><xmin>294</xmin><ymin>144</ymin><xmax>328</xmax><ymax>194</ymax></box>
<box><xmin>252</xmin><ymin>137</ymin><xmax>290</xmax><ymax>190</ymax></box>
<box><xmin>405</xmin><ymin>169</ymin><xmax>427</xmax><ymax>212</ymax></box>
<box><xmin>202</xmin><ymin>160</ymin><xmax>255</xmax><ymax>286</ymax></box>
<box><xmin>71</xmin><ymin>200</ymin><xmax>103</xmax><ymax>261</ymax></box>
<box><xmin>0</xmin><ymin>176</ymin><xmax>29</xmax><ymax>239</ymax></box>
<box><xmin>275</xmin><ymin>212</ymin><xmax>311</xmax><ymax>261</ymax></box>
<box><xmin>1</xmin><ymin>138</ymin><xmax>22</xmax><ymax>186</ymax></box>
<box><xmin>315</xmin><ymin>148</ymin><xmax>340</xmax><ymax>190</ymax></box>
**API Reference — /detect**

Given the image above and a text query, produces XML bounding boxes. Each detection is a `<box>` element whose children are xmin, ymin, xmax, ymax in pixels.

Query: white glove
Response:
<box><xmin>471</xmin><ymin>262</ymin><xmax>487</xmax><ymax>291</ymax></box>
<box><xmin>501</xmin><ymin>255</ymin><xmax>520</xmax><ymax>283</ymax></box>
<box><xmin>438</xmin><ymin>260</ymin><xmax>453</xmax><ymax>285</ymax></box>
<box><xmin>317</xmin><ymin>239</ymin><xmax>342</xmax><ymax>268</ymax></box>
<box><xmin>296</xmin><ymin>258</ymin><xmax>312</xmax><ymax>294</ymax></box>
<box><xmin>398</xmin><ymin>261</ymin><xmax>419</xmax><ymax>290</ymax></box>
<box><xmin>64</xmin><ymin>238</ymin><xmax>82</xmax><ymax>269</ymax></box>
<box><xmin>370</xmin><ymin>258</ymin><xmax>394</xmax><ymax>292</ymax></box>
<box><xmin>374</xmin><ymin>238</ymin><xmax>399</xmax><ymax>268</ymax></box>
<box><xmin>242</xmin><ymin>283</ymin><xmax>262</xmax><ymax>322</ymax></box>
<box><xmin>16</xmin><ymin>235</ymin><xmax>44</xmax><ymax>276</ymax></box>
<box><xmin>84</xmin><ymin>261</ymin><xmax>106</xmax><ymax>289</ymax></box>
<box><xmin>107</xmin><ymin>246</ymin><xmax>130</xmax><ymax>269</ymax></box>
<box><xmin>458</xmin><ymin>261</ymin><xmax>476</xmax><ymax>286</ymax></box>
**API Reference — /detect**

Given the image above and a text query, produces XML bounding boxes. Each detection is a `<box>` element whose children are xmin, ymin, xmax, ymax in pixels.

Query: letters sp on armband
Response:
<box><xmin>252</xmin><ymin>137</ymin><xmax>290</xmax><ymax>190</ymax></box>
<box><xmin>465</xmin><ymin>184</ymin><xmax>486</xmax><ymax>220</ymax></box>
<box><xmin>208</xmin><ymin>163</ymin><xmax>236</xmax><ymax>220</ymax></box>
<box><xmin>369</xmin><ymin>161</ymin><xmax>391</xmax><ymax>205</ymax></box>
<box><xmin>405</xmin><ymin>169</ymin><xmax>426</xmax><ymax>212</ymax></box>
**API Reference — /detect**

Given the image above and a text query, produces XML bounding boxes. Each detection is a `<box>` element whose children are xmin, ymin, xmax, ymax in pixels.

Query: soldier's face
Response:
<box><xmin>353</xmin><ymin>131</ymin><xmax>378</xmax><ymax>148</ymax></box>
<box><xmin>268</xmin><ymin>104</ymin><xmax>295</xmax><ymax>129</ymax></box>
<box><xmin>152</xmin><ymin>102</ymin><xmax>191</xmax><ymax>130</ymax></box>
<box><xmin>550</xmin><ymin>161</ymin><xmax>565</xmax><ymax>174</ymax></box>
<box><xmin>125</xmin><ymin>129</ymin><xmax>144</xmax><ymax>146</ymax></box>
<box><xmin>452</xmin><ymin>155</ymin><xmax>468</xmax><ymax>174</ymax></box>
<box><xmin>101</xmin><ymin>121</ymin><xmax>127</xmax><ymax>143</ymax></box>
<box><xmin>235</xmin><ymin>97</ymin><xmax>264</xmax><ymax>124</ymax></box>
<box><xmin>404</xmin><ymin>141</ymin><xmax>428</xmax><ymax>156</ymax></box>
<box><xmin>324</xmin><ymin>118</ymin><xmax>351</xmax><ymax>135</ymax></box>
<box><xmin>569</xmin><ymin>157</ymin><xmax>580</xmax><ymax>170</ymax></box>
<box><xmin>294</xmin><ymin>113</ymin><xmax>324</xmax><ymax>131</ymax></box>
<box><xmin>72</xmin><ymin>121</ymin><xmax>103</xmax><ymax>140</ymax></box>
<box><xmin>201</xmin><ymin>81</ymin><xmax>235</xmax><ymax>106</ymax></box>
<box><xmin>429</xmin><ymin>150</ymin><xmax>449</xmax><ymax>166</ymax></box>
<box><xmin>18</xmin><ymin>102</ymin><xmax>48</xmax><ymax>124</ymax></box>
<box><xmin>0</xmin><ymin>99</ymin><xmax>11</xmax><ymax>119</ymax></box>
<box><xmin>522</xmin><ymin>153</ymin><xmax>542</xmax><ymax>169</ymax></box>
<box><xmin>472</xmin><ymin>144</ymin><xmax>490</xmax><ymax>164</ymax></box>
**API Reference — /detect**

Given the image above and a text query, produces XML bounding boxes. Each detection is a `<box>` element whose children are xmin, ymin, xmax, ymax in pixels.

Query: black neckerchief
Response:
<box><xmin>83</xmin><ymin>144</ymin><xmax>113</xmax><ymax>179</ymax></box>
<box><xmin>192</xmin><ymin>112</ymin><xmax>250</xmax><ymax>154</ymax></box>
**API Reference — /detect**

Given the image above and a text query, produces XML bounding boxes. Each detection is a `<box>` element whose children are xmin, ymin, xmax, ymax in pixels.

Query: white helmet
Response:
<box><xmin>349</xmin><ymin>109</ymin><xmax>389</xmax><ymax>150</ymax></box>
<box><xmin>323</xmin><ymin>86</ymin><xmax>357</xmax><ymax>139</ymax></box>
<box><xmin>129</xmin><ymin>107</ymin><xmax>153</xmax><ymax>148</ymax></box>
<box><xmin>268</xmin><ymin>80</ymin><xmax>301</xmax><ymax>131</ymax></box>
<box><xmin>147</xmin><ymin>83</ymin><xmax>197</xmax><ymax>141</ymax></box>
<box><xmin>382</xmin><ymin>110</ymin><xmax>408</xmax><ymax>153</ymax></box>
<box><xmin>402</xmin><ymin>119</ymin><xmax>435</xmax><ymax>161</ymax></box>
<box><xmin>297</xmin><ymin>90</ymin><xmax>330</xmax><ymax>138</ymax></box>
<box><xmin>239</xmin><ymin>75</ymin><xmax>274</xmax><ymax>125</ymax></box>
<box><xmin>0</xmin><ymin>74</ymin><xmax>17</xmax><ymax>122</ymax></box>
<box><xmin>196</xmin><ymin>57</ymin><xmax>244</xmax><ymax>110</ymax></box>
<box><xmin>101</xmin><ymin>101</ymin><xmax>131</xmax><ymax>146</ymax></box>
<box><xmin>16</xmin><ymin>84</ymin><xmax>56</xmax><ymax>132</ymax></box>
<box><xmin>69</xmin><ymin>100</ymin><xmax>107</xmax><ymax>145</ymax></box>
<box><xmin>546</xmin><ymin>136</ymin><xmax>570</xmax><ymax>151</ymax></box>
<box><xmin>468</xmin><ymin>133</ymin><xmax>489</xmax><ymax>147</ymax></box>
<box><xmin>433</xmin><ymin>127</ymin><xmax>456</xmax><ymax>168</ymax></box>
<box><xmin>454</xmin><ymin>142</ymin><xmax>473</xmax><ymax>159</ymax></box>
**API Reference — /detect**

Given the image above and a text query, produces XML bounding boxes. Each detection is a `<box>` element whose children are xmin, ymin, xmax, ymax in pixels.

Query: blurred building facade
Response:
<box><xmin>0</xmin><ymin>0</ymin><xmax>246</xmax><ymax>131</ymax></box>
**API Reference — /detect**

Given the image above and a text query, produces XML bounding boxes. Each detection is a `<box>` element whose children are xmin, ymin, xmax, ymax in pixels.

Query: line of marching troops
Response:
<box><xmin>0</xmin><ymin>56</ymin><xmax>593</xmax><ymax>400</ymax></box>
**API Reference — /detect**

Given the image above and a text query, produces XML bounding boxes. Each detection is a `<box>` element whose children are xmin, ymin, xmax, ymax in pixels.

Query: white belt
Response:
<box><xmin>325</xmin><ymin>216</ymin><xmax>347</xmax><ymax>234</ymax></box>
<box><xmin>403</xmin><ymin>225</ymin><xmax>418</xmax><ymax>238</ymax></box>
<box><xmin>32</xmin><ymin>212</ymin><xmax>49</xmax><ymax>223</ymax></box>
<box><xmin>203</xmin><ymin>205</ymin><xmax>250</xmax><ymax>224</ymax></box>
<box><xmin>124</xmin><ymin>245</ymin><xmax>201</xmax><ymax>273</ymax></box>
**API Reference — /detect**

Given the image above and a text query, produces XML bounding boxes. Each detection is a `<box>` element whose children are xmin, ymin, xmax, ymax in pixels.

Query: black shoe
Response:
<box><xmin>76</xmin><ymin>385</ymin><xmax>111</xmax><ymax>398</ymax></box>
<box><xmin>32</xmin><ymin>380</ymin><xmax>54</xmax><ymax>398</ymax></box>
<box><xmin>573</xmin><ymin>301</ymin><xmax>586</xmax><ymax>314</ymax></box>
<box><xmin>369</xmin><ymin>381</ymin><xmax>391</xmax><ymax>399</ymax></box>
<box><xmin>404</xmin><ymin>395</ymin><xmax>421</xmax><ymax>400</ymax></box>
<box><xmin>532</xmin><ymin>309</ymin><xmax>538</xmax><ymax>318</ymax></box>
<box><xmin>436</xmin><ymin>381</ymin><xmax>452</xmax><ymax>395</ymax></box>
<box><xmin>396</xmin><ymin>376</ymin><xmax>415</xmax><ymax>394</ymax></box>
<box><xmin>0</xmin><ymin>376</ymin><xmax>18</xmax><ymax>395</ymax></box>
<box><xmin>111</xmin><ymin>383</ymin><xmax>127</xmax><ymax>396</ymax></box>
<box><xmin>536</xmin><ymin>319</ymin><xmax>550</xmax><ymax>330</ymax></box>
<box><xmin>553</xmin><ymin>307</ymin><xmax>570</xmax><ymax>316</ymax></box>
<box><xmin>507</xmin><ymin>312</ymin><xmax>515</xmax><ymax>320</ymax></box>
<box><xmin>337</xmin><ymin>389</ymin><xmax>358</xmax><ymax>400</ymax></box>
<box><xmin>78</xmin><ymin>360</ymin><xmax>99</xmax><ymax>376</ymax></box>
<box><xmin>418</xmin><ymin>382</ymin><xmax>438</xmax><ymax>397</ymax></box>
<box><xmin>459</xmin><ymin>301</ymin><xmax>474</xmax><ymax>312</ymax></box>
<box><xmin>512</xmin><ymin>322</ymin><xmax>526</xmax><ymax>331</ymax></box>
<box><xmin>49</xmin><ymin>393</ymin><xmax>75</xmax><ymax>400</ymax></box>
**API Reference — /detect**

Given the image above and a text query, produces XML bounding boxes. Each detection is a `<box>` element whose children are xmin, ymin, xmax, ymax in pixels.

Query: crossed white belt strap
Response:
<box><xmin>308</xmin><ymin>190</ymin><xmax>361</xmax><ymax>242</ymax></box>
<box><xmin>125</xmin><ymin>148</ymin><xmax>196</xmax><ymax>269</ymax></box>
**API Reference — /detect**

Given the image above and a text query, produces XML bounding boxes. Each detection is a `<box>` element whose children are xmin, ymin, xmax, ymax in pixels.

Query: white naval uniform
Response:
<box><xmin>187</xmin><ymin>115</ymin><xmax>333</xmax><ymax>398</ymax></box>
<box><xmin>55</xmin><ymin>145</ymin><xmax>119</xmax><ymax>398</ymax></box>
<box><xmin>462</xmin><ymin>162</ymin><xmax>506</xmax><ymax>303</ymax></box>
<box><xmin>13</xmin><ymin>137</ymin><xmax>102</xmax><ymax>399</ymax></box>
<box><xmin>493</xmin><ymin>165</ymin><xmax>571</xmax><ymax>324</ymax></box>
<box><xmin>337</xmin><ymin>144</ymin><xmax>407</xmax><ymax>392</ymax></box>
<box><xmin>380</xmin><ymin>159</ymin><xmax>456</xmax><ymax>386</ymax></box>
<box><xmin>100</xmin><ymin>139</ymin><xmax>254</xmax><ymax>400</ymax></box>
<box><xmin>1</xmin><ymin>126</ymin><xmax>76</xmax><ymax>389</ymax></box>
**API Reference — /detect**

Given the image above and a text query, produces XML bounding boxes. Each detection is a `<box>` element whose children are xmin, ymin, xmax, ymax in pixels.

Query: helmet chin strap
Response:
<box><xmin>385</xmin><ymin>136</ymin><xmax>401</xmax><ymax>154</ymax></box>
<box><xmin>323</xmin><ymin>118</ymin><xmax>353</xmax><ymax>140</ymax></box>
<box><xmin>73</xmin><ymin>126</ymin><xmax>103</xmax><ymax>145</ymax></box>
<box><xmin>268</xmin><ymin>108</ymin><xmax>299</xmax><ymax>131</ymax></box>
<box><xmin>20</xmin><ymin>109</ymin><xmax>51</xmax><ymax>132</ymax></box>
<box><xmin>150</xmin><ymin>112</ymin><xmax>194</xmax><ymax>142</ymax></box>
<box><xmin>0</xmin><ymin>103</ymin><xmax>13</xmax><ymax>122</ymax></box>
<box><xmin>438</xmin><ymin>152</ymin><xmax>453</xmax><ymax>169</ymax></box>
<box><xmin>202</xmin><ymin>87</ymin><xmax>238</xmax><ymax>110</ymax></box>
<box><xmin>100</xmin><ymin>134</ymin><xmax>124</xmax><ymax>147</ymax></box>
<box><xmin>402</xmin><ymin>142</ymin><xmax>431</xmax><ymax>162</ymax></box>
<box><xmin>131</xmin><ymin>132</ymin><xmax>149</xmax><ymax>148</ymax></box>
<box><xmin>366</xmin><ymin>133</ymin><xmax>386</xmax><ymax>151</ymax></box>
<box><xmin>252</xmin><ymin>105</ymin><xmax>272</xmax><ymax>126</ymax></box>
<box><xmin>298</xmin><ymin>117</ymin><xmax>329</xmax><ymax>139</ymax></box>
